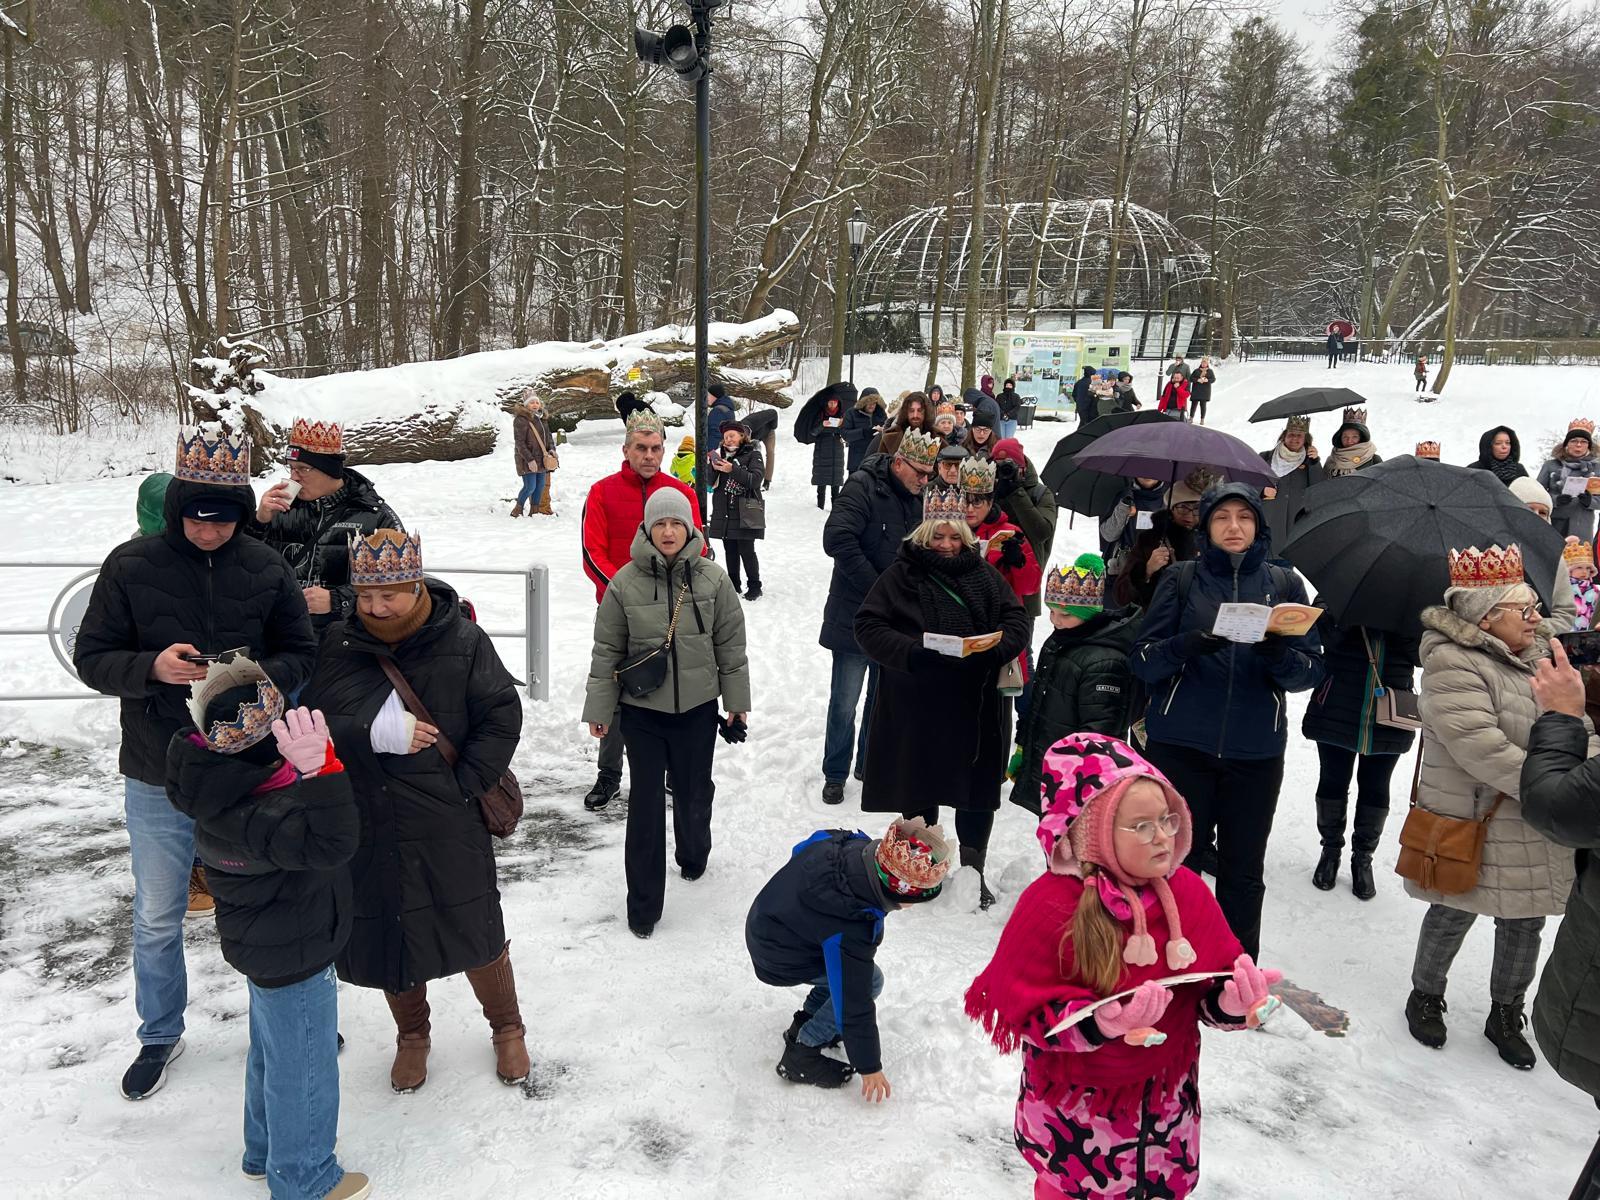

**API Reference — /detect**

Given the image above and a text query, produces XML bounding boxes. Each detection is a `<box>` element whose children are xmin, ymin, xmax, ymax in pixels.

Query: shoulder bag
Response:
<box><xmin>529</xmin><ymin>420</ymin><xmax>559</xmax><ymax>473</ymax></box>
<box><xmin>613</xmin><ymin>578</ymin><xmax>692</xmax><ymax>699</ymax></box>
<box><xmin>378</xmin><ymin>656</ymin><xmax>523</xmax><ymax>839</ymax></box>
<box><xmin>1359</xmin><ymin>628</ymin><xmax>1422</xmax><ymax>730</ymax></box>
<box><xmin>1394</xmin><ymin>745</ymin><xmax>1502</xmax><ymax>895</ymax></box>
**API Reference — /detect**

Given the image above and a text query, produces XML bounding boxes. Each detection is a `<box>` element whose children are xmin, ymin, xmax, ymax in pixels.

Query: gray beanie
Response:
<box><xmin>643</xmin><ymin>486</ymin><xmax>694</xmax><ymax>534</ymax></box>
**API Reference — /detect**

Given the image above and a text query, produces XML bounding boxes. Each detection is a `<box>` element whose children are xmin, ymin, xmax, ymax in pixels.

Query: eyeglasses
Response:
<box><xmin>1118</xmin><ymin>813</ymin><xmax>1182</xmax><ymax>844</ymax></box>
<box><xmin>1171</xmin><ymin>502</ymin><xmax>1199</xmax><ymax>515</ymax></box>
<box><xmin>1493</xmin><ymin>602</ymin><xmax>1542</xmax><ymax>621</ymax></box>
<box><xmin>909</xmin><ymin>463</ymin><xmax>934</xmax><ymax>478</ymax></box>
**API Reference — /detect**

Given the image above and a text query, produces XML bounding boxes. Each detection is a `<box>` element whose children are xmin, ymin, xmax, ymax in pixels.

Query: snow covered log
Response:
<box><xmin>218</xmin><ymin>311</ymin><xmax>798</xmax><ymax>470</ymax></box>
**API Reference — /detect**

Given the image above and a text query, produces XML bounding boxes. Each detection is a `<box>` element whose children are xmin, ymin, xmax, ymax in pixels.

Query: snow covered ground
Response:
<box><xmin>0</xmin><ymin>356</ymin><xmax>1596</xmax><ymax>1198</ymax></box>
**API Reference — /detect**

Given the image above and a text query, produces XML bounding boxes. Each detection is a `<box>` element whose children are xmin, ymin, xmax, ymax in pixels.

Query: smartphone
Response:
<box><xmin>182</xmin><ymin>653</ymin><xmax>221</xmax><ymax>664</ymax></box>
<box><xmin>1558</xmin><ymin>629</ymin><xmax>1600</xmax><ymax>666</ymax></box>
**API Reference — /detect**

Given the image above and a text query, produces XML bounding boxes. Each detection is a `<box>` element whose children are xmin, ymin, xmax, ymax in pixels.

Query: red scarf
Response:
<box><xmin>966</xmin><ymin>868</ymin><xmax>1242</xmax><ymax>1115</ymax></box>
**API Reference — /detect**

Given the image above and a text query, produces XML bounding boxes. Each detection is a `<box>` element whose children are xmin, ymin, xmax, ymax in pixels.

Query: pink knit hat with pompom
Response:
<box><xmin>1037</xmin><ymin>733</ymin><xmax>1196</xmax><ymax>971</ymax></box>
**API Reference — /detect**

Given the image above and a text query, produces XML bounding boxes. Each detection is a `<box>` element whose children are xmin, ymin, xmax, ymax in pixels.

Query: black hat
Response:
<box><xmin>180</xmin><ymin>497</ymin><xmax>245</xmax><ymax>524</ymax></box>
<box><xmin>972</xmin><ymin>406</ymin><xmax>998</xmax><ymax>431</ymax></box>
<box><xmin>708</xmin><ymin>382</ymin><xmax>728</xmax><ymax>400</ymax></box>
<box><xmin>936</xmin><ymin>442</ymin><xmax>968</xmax><ymax>463</ymax></box>
<box><xmin>860</xmin><ymin>386</ymin><xmax>880</xmax><ymax>399</ymax></box>
<box><xmin>287</xmin><ymin>445</ymin><xmax>345</xmax><ymax>479</ymax></box>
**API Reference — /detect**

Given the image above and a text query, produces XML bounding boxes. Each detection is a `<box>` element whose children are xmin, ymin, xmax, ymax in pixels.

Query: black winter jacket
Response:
<box><xmin>1117</xmin><ymin>510</ymin><xmax>1204</xmax><ymax>610</ymax></box>
<box><xmin>809</xmin><ymin>416</ymin><xmax>848</xmax><ymax>487</ymax></box>
<box><xmin>74</xmin><ymin>477</ymin><xmax>318</xmax><ymax>786</ymax></box>
<box><xmin>165</xmin><ymin>732</ymin><xmax>358</xmax><ymax>986</ymax></box>
<box><xmin>1519</xmin><ymin>713</ymin><xmax>1600</xmax><ymax>1098</ymax></box>
<box><xmin>707</xmin><ymin>442</ymin><xmax>766</xmax><ymax>541</ymax></box>
<box><xmin>1010</xmin><ymin>611</ymin><xmax>1140</xmax><ymax>813</ymax></box>
<box><xmin>997</xmin><ymin>387</ymin><xmax>1023</xmax><ymax>420</ymax></box>
<box><xmin>303</xmin><ymin>579</ymin><xmax>522</xmax><ymax>993</ymax></box>
<box><xmin>843</xmin><ymin>402</ymin><xmax>887</xmax><ymax>474</ymax></box>
<box><xmin>818</xmin><ymin>453</ymin><xmax>923</xmax><ymax>654</ymax></box>
<box><xmin>1301</xmin><ymin>622</ymin><xmax>1419</xmax><ymax>756</ymax></box>
<box><xmin>248</xmin><ymin>468</ymin><xmax>402</xmax><ymax>631</ymax></box>
<box><xmin>1467</xmin><ymin>426</ymin><xmax>1529</xmax><ymax>484</ymax></box>
<box><xmin>746</xmin><ymin>830</ymin><xmax>894</xmax><ymax>1074</ymax></box>
<box><xmin>1132</xmin><ymin>484</ymin><xmax>1325</xmax><ymax>760</ymax></box>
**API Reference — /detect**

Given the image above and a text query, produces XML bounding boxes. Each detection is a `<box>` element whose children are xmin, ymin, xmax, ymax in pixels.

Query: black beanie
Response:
<box><xmin>288</xmin><ymin>446</ymin><xmax>345</xmax><ymax>479</ymax></box>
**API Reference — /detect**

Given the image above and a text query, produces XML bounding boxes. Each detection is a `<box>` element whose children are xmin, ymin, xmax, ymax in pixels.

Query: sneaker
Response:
<box><xmin>121</xmin><ymin>1039</ymin><xmax>185</xmax><ymax>1100</ymax></box>
<box><xmin>326</xmin><ymin>1173</ymin><xmax>373</xmax><ymax>1200</ymax></box>
<box><xmin>821</xmin><ymin>781</ymin><xmax>845</xmax><ymax>805</ymax></box>
<box><xmin>243</xmin><ymin>1167</ymin><xmax>266</xmax><ymax>1182</ymax></box>
<box><xmin>1405</xmin><ymin>988</ymin><xmax>1448</xmax><ymax>1049</ymax></box>
<box><xmin>583</xmin><ymin>777</ymin><xmax>620</xmax><ymax>811</ymax></box>
<box><xmin>186</xmin><ymin>865</ymin><xmax>215</xmax><ymax>920</ymax></box>
<box><xmin>1484</xmin><ymin>1002</ymin><xmax>1537</xmax><ymax>1069</ymax></box>
<box><xmin>776</xmin><ymin>1038</ymin><xmax>854</xmax><ymax>1088</ymax></box>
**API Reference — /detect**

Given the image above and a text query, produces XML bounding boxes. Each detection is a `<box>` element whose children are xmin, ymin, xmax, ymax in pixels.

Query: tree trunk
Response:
<box><xmin>1102</xmin><ymin>0</ymin><xmax>1148</xmax><ymax>330</ymax></box>
<box><xmin>960</xmin><ymin>0</ymin><xmax>1009</xmax><ymax>390</ymax></box>
<box><xmin>3</xmin><ymin>17</ymin><xmax>26</xmax><ymax>406</ymax></box>
<box><xmin>442</xmin><ymin>0</ymin><xmax>487</xmax><ymax>357</ymax></box>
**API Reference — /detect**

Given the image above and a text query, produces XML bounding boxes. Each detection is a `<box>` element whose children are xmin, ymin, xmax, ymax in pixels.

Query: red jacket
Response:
<box><xmin>1157</xmin><ymin>378</ymin><xmax>1190</xmax><ymax>413</ymax></box>
<box><xmin>581</xmin><ymin>462</ymin><xmax>705</xmax><ymax>602</ymax></box>
<box><xmin>977</xmin><ymin>514</ymin><xmax>1041</xmax><ymax>601</ymax></box>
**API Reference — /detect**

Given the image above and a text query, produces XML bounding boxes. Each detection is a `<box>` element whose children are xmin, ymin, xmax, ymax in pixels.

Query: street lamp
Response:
<box><xmin>846</xmin><ymin>206</ymin><xmax>868</xmax><ymax>385</ymax></box>
<box><xmin>635</xmin><ymin>0</ymin><xmax>723</xmax><ymax>519</ymax></box>
<box><xmin>1158</xmin><ymin>255</ymin><xmax>1178</xmax><ymax>360</ymax></box>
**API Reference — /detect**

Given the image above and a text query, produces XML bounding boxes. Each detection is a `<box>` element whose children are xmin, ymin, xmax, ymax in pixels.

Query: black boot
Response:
<box><xmin>1349</xmin><ymin>803</ymin><xmax>1389</xmax><ymax>901</ymax></box>
<box><xmin>584</xmin><ymin>775</ymin><xmax>620</xmax><ymax>811</ymax></box>
<box><xmin>1485</xmin><ymin>1001</ymin><xmax>1537</xmax><ymax>1070</ymax></box>
<box><xmin>1312</xmin><ymin>794</ymin><xmax>1348</xmax><ymax>891</ymax></box>
<box><xmin>784</xmin><ymin>1009</ymin><xmax>840</xmax><ymax>1048</ymax></box>
<box><xmin>1405</xmin><ymin>988</ymin><xmax>1448</xmax><ymax>1048</ymax></box>
<box><xmin>776</xmin><ymin>1038</ymin><xmax>854</xmax><ymax>1088</ymax></box>
<box><xmin>961</xmin><ymin>845</ymin><xmax>996</xmax><ymax>911</ymax></box>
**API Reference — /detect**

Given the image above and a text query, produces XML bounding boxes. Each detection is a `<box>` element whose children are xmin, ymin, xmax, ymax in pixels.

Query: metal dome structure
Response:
<box><xmin>853</xmin><ymin>199</ymin><xmax>1212</xmax><ymax>358</ymax></box>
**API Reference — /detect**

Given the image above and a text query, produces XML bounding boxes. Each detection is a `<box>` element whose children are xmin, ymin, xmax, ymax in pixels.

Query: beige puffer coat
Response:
<box><xmin>1409</xmin><ymin>604</ymin><xmax>1595</xmax><ymax>917</ymax></box>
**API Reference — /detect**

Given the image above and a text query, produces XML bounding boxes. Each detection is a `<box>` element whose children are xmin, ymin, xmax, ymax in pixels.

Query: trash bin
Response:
<box><xmin>1017</xmin><ymin>401</ymin><xmax>1038</xmax><ymax>430</ymax></box>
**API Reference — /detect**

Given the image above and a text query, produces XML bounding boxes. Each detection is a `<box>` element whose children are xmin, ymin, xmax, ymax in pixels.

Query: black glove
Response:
<box><xmin>1254</xmin><ymin>636</ymin><xmax>1292</xmax><ymax>662</ymax></box>
<box><xmin>717</xmin><ymin>714</ymin><xmax>748</xmax><ymax>744</ymax></box>
<box><xmin>994</xmin><ymin>460</ymin><xmax>1021</xmax><ymax>500</ymax></box>
<box><xmin>1179</xmin><ymin>630</ymin><xmax>1229</xmax><ymax>658</ymax></box>
<box><xmin>998</xmin><ymin>537</ymin><xmax>1026</xmax><ymax>569</ymax></box>
<box><xmin>909</xmin><ymin>647</ymin><xmax>946</xmax><ymax>674</ymax></box>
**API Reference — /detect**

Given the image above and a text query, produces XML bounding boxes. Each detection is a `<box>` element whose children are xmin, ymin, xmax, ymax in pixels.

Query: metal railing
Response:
<box><xmin>0</xmin><ymin>561</ymin><xmax>551</xmax><ymax>703</ymax></box>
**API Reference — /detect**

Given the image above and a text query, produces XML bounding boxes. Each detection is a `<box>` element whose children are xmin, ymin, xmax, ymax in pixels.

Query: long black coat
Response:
<box><xmin>249</xmin><ymin>469</ymin><xmax>402</xmax><ymax>632</ymax></box>
<box><xmin>818</xmin><ymin>453</ymin><xmax>923</xmax><ymax>654</ymax></box>
<box><xmin>706</xmin><ymin>441</ymin><xmax>766</xmax><ymax>541</ymax></box>
<box><xmin>74</xmin><ymin>476</ymin><xmax>318</xmax><ymax>786</ymax></box>
<box><xmin>1257</xmin><ymin>448</ymin><xmax>1325</xmax><ymax>553</ymax></box>
<box><xmin>810</xmin><ymin>416</ymin><xmax>848</xmax><ymax>487</ymax></box>
<box><xmin>854</xmin><ymin>543</ymin><xmax>1031</xmax><ymax>814</ymax></box>
<box><xmin>1300</xmin><ymin>622</ymin><xmax>1419</xmax><ymax>756</ymax></box>
<box><xmin>165</xmin><ymin>732</ymin><xmax>359</xmax><ymax>986</ymax></box>
<box><xmin>304</xmin><ymin>579</ymin><xmax>522</xmax><ymax>993</ymax></box>
<box><xmin>843</xmin><ymin>402</ymin><xmax>887</xmax><ymax>474</ymax></box>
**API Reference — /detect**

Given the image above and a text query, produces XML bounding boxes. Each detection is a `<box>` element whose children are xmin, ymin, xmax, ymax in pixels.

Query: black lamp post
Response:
<box><xmin>846</xmin><ymin>206</ymin><xmax>868</xmax><ymax>385</ymax></box>
<box><xmin>636</xmin><ymin>0</ymin><xmax>721</xmax><ymax>519</ymax></box>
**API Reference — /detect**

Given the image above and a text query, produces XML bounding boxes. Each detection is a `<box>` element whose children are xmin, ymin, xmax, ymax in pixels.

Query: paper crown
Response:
<box><xmin>874</xmin><ymin>818</ymin><xmax>951</xmax><ymax>898</ymax></box>
<box><xmin>1415</xmin><ymin>441</ymin><xmax>1441</xmax><ymax>460</ymax></box>
<box><xmin>897</xmin><ymin>429</ymin><xmax>942</xmax><ymax>469</ymax></box>
<box><xmin>960</xmin><ymin>456</ymin><xmax>996</xmax><ymax>495</ymax></box>
<box><xmin>1285</xmin><ymin>415</ymin><xmax>1312</xmax><ymax>434</ymax></box>
<box><xmin>1045</xmin><ymin>561</ymin><xmax>1106</xmax><ymax>614</ymax></box>
<box><xmin>1447</xmin><ymin>543</ymin><xmax>1525</xmax><ymax>591</ymax></box>
<box><xmin>625</xmin><ymin>409</ymin><xmax>665</xmax><ymax>438</ymax></box>
<box><xmin>922</xmin><ymin>486</ymin><xmax>968</xmax><ymax>525</ymax></box>
<box><xmin>350</xmin><ymin>529</ymin><xmax>423</xmax><ymax>587</ymax></box>
<box><xmin>933</xmin><ymin>401</ymin><xmax>956</xmax><ymax>417</ymax></box>
<box><xmin>1564</xmin><ymin>536</ymin><xmax>1594</xmax><ymax>567</ymax></box>
<box><xmin>187</xmin><ymin>655</ymin><xmax>283</xmax><ymax>756</ymax></box>
<box><xmin>1342</xmin><ymin>407</ymin><xmax>1368</xmax><ymax>426</ymax></box>
<box><xmin>288</xmin><ymin>418</ymin><xmax>344</xmax><ymax>457</ymax></box>
<box><xmin>1570</xmin><ymin>418</ymin><xmax>1596</xmax><ymax>436</ymax></box>
<box><xmin>175</xmin><ymin>425</ymin><xmax>251</xmax><ymax>486</ymax></box>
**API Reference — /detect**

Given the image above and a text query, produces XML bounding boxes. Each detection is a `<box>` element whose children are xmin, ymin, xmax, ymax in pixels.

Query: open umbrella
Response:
<box><xmin>1248</xmin><ymin>387</ymin><xmax>1370</xmax><ymax>425</ymax></box>
<box><xmin>792</xmin><ymin>382</ymin><xmax>855</xmax><ymax>445</ymax></box>
<box><xmin>1071</xmin><ymin>420</ymin><xmax>1276</xmax><ymax>489</ymax></box>
<box><xmin>1281</xmin><ymin>456</ymin><xmax>1565</xmax><ymax>636</ymax></box>
<box><xmin>1040</xmin><ymin>410</ymin><xmax>1178</xmax><ymax>518</ymax></box>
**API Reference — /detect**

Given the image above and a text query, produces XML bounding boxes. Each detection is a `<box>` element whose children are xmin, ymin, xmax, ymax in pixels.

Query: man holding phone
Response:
<box><xmin>74</xmin><ymin>427</ymin><xmax>317</xmax><ymax>1102</ymax></box>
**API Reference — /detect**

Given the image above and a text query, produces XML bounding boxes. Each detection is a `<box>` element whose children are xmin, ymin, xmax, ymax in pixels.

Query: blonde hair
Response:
<box><xmin>1062</xmin><ymin>867</ymin><xmax>1127</xmax><ymax>996</ymax></box>
<box><xmin>908</xmin><ymin>518</ymin><xmax>977</xmax><ymax>549</ymax></box>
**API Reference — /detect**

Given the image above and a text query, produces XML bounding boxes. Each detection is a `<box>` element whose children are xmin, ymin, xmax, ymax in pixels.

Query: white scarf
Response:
<box><xmin>1269</xmin><ymin>442</ymin><xmax>1307</xmax><ymax>477</ymax></box>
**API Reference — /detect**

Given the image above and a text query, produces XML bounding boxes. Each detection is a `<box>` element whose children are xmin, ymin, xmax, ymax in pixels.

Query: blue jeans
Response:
<box><xmin>1000</xmin><ymin>418</ymin><xmax>1018</xmax><ymax>440</ymax></box>
<box><xmin>517</xmin><ymin>471</ymin><xmax>546</xmax><ymax>507</ymax></box>
<box><xmin>243</xmin><ymin>965</ymin><xmax>345</xmax><ymax>1200</ymax></box>
<box><xmin>125</xmin><ymin>776</ymin><xmax>195</xmax><ymax>1045</ymax></box>
<box><xmin>822</xmin><ymin>650</ymin><xmax>878</xmax><ymax>784</ymax></box>
<box><xmin>798</xmin><ymin>966</ymin><xmax>884</xmax><ymax>1049</ymax></box>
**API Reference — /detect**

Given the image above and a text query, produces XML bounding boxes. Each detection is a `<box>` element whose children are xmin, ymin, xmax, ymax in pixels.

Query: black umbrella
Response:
<box><xmin>1040</xmin><ymin>410</ymin><xmax>1179</xmax><ymax>518</ymax></box>
<box><xmin>792</xmin><ymin>382</ymin><xmax>855</xmax><ymax>445</ymax></box>
<box><xmin>1248</xmin><ymin>386</ymin><xmax>1370</xmax><ymax>425</ymax></box>
<box><xmin>1280</xmin><ymin>456</ymin><xmax>1566</xmax><ymax>636</ymax></box>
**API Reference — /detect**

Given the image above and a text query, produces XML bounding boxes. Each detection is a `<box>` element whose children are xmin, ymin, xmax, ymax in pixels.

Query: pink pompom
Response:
<box><xmin>1166</xmin><ymin>937</ymin><xmax>1197</xmax><ymax>971</ymax></box>
<box><xmin>1123</xmin><ymin>933</ymin><xmax>1158</xmax><ymax>966</ymax></box>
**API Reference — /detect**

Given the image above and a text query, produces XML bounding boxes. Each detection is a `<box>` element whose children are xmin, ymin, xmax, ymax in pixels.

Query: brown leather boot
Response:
<box><xmin>535</xmin><ymin>490</ymin><xmax>552</xmax><ymax>516</ymax></box>
<box><xmin>464</xmin><ymin>942</ymin><xmax>530</xmax><ymax>1085</ymax></box>
<box><xmin>383</xmin><ymin>984</ymin><xmax>431</xmax><ymax>1093</ymax></box>
<box><xmin>510</xmin><ymin>501</ymin><xmax>524</xmax><ymax>518</ymax></box>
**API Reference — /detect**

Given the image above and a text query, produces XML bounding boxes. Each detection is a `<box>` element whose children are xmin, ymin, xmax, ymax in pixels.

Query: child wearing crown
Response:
<box><xmin>1566</xmin><ymin>537</ymin><xmax>1597</xmax><ymax>631</ymax></box>
<box><xmin>1537</xmin><ymin>419</ymin><xmax>1599</xmax><ymax>542</ymax></box>
<box><xmin>969</xmin><ymin>733</ymin><xmax>1281</xmax><ymax>1200</ymax></box>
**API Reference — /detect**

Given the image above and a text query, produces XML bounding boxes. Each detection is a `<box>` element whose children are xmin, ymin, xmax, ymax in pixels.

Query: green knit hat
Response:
<box><xmin>1044</xmin><ymin>552</ymin><xmax>1107</xmax><ymax>618</ymax></box>
<box><xmin>136</xmin><ymin>471</ymin><xmax>173</xmax><ymax>536</ymax></box>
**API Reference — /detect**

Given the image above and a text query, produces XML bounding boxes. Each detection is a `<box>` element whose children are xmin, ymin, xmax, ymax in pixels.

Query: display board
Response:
<box><xmin>992</xmin><ymin>330</ymin><xmax>1084</xmax><ymax>415</ymax></box>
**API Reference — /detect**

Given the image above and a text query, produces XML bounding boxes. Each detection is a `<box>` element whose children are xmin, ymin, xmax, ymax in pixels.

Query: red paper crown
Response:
<box><xmin>1447</xmin><ymin>543</ymin><xmax>1525</xmax><ymax>591</ymax></box>
<box><xmin>1570</xmin><ymin>418</ymin><xmax>1596</xmax><ymax>436</ymax></box>
<box><xmin>1342</xmin><ymin>406</ymin><xmax>1368</xmax><ymax>426</ymax></box>
<box><xmin>875</xmin><ymin>818</ymin><xmax>951</xmax><ymax>895</ymax></box>
<box><xmin>289</xmin><ymin>418</ymin><xmax>344</xmax><ymax>457</ymax></box>
<box><xmin>1415</xmin><ymin>441</ymin><xmax>1440</xmax><ymax>460</ymax></box>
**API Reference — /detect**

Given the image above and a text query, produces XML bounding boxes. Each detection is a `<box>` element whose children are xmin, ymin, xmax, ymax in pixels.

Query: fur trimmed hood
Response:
<box><xmin>1419</xmin><ymin>603</ymin><xmax>1541</xmax><ymax>672</ymax></box>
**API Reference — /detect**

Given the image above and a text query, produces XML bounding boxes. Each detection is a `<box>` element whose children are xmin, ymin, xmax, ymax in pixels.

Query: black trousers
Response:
<box><xmin>905</xmin><ymin>807</ymin><xmax>996</xmax><ymax>854</ymax></box>
<box><xmin>722</xmin><ymin>538</ymin><xmax>761</xmax><ymax>590</ymax></box>
<box><xmin>619</xmin><ymin>701</ymin><xmax>718</xmax><ymax>928</ymax></box>
<box><xmin>1144</xmin><ymin>741</ymin><xmax>1285</xmax><ymax>959</ymax></box>
<box><xmin>1327</xmin><ymin>351</ymin><xmax>1340</xmax><ymax>368</ymax></box>
<box><xmin>1314</xmin><ymin>743</ymin><xmax>1401</xmax><ymax>811</ymax></box>
<box><xmin>817</xmin><ymin>484</ymin><xmax>839</xmax><ymax>509</ymax></box>
<box><xmin>1572</xmin><ymin>1123</ymin><xmax>1600</xmax><ymax>1200</ymax></box>
<box><xmin>1190</xmin><ymin>397</ymin><xmax>1207</xmax><ymax>422</ymax></box>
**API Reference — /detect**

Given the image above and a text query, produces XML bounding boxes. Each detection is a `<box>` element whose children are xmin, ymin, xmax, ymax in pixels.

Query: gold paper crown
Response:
<box><xmin>1044</xmin><ymin>564</ymin><xmax>1105</xmax><ymax>612</ymax></box>
<box><xmin>1447</xmin><ymin>543</ymin><xmax>1525</xmax><ymax>591</ymax></box>
<box><xmin>897</xmin><ymin>429</ymin><xmax>941</xmax><ymax>469</ymax></box>
<box><xmin>288</xmin><ymin>418</ymin><xmax>345</xmax><ymax>457</ymax></box>
<box><xmin>1570</xmin><ymin>418</ymin><xmax>1596</xmax><ymax>436</ymax></box>
<box><xmin>350</xmin><ymin>529</ymin><xmax>423</xmax><ymax>587</ymax></box>
<box><xmin>1342</xmin><ymin>407</ymin><xmax>1368</xmax><ymax>426</ymax></box>
<box><xmin>175</xmin><ymin>425</ymin><xmax>251</xmax><ymax>486</ymax></box>
<box><xmin>959</xmin><ymin>456</ymin><xmax>996</xmax><ymax>495</ymax></box>
<box><xmin>625</xmin><ymin>409</ymin><xmax>665</xmax><ymax>438</ymax></box>
<box><xmin>921</xmin><ymin>486</ymin><xmax>968</xmax><ymax>525</ymax></box>
<box><xmin>874</xmin><ymin>818</ymin><xmax>951</xmax><ymax>895</ymax></box>
<box><xmin>1564</xmin><ymin>536</ymin><xmax>1594</xmax><ymax>567</ymax></box>
<box><xmin>186</xmin><ymin>656</ymin><xmax>284</xmax><ymax>756</ymax></box>
<box><xmin>1415</xmin><ymin>441</ymin><xmax>1440</xmax><ymax>459</ymax></box>
<box><xmin>1285</xmin><ymin>415</ymin><xmax>1312</xmax><ymax>434</ymax></box>
<box><xmin>933</xmin><ymin>401</ymin><xmax>956</xmax><ymax>417</ymax></box>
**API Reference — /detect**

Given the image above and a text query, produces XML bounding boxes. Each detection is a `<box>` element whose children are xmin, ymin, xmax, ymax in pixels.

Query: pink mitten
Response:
<box><xmin>1218</xmin><ymin>954</ymin><xmax>1284</xmax><ymax>1027</ymax></box>
<box><xmin>271</xmin><ymin>708</ymin><xmax>331</xmax><ymax>777</ymax></box>
<box><xmin>1093</xmin><ymin>980</ymin><xmax>1173</xmax><ymax>1047</ymax></box>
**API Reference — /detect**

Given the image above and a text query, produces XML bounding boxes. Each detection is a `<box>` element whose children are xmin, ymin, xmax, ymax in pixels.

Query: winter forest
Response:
<box><xmin>3</xmin><ymin>0</ymin><xmax>1600</xmax><ymax>432</ymax></box>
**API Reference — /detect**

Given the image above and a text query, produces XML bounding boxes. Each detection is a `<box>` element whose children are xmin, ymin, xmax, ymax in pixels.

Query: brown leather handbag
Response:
<box><xmin>1394</xmin><ymin>748</ymin><xmax>1502</xmax><ymax>894</ymax></box>
<box><xmin>378</xmin><ymin>656</ymin><xmax>523</xmax><ymax>839</ymax></box>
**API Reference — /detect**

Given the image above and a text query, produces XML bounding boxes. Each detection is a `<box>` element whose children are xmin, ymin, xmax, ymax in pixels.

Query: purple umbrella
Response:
<box><xmin>1070</xmin><ymin>421</ymin><xmax>1275</xmax><ymax>488</ymax></box>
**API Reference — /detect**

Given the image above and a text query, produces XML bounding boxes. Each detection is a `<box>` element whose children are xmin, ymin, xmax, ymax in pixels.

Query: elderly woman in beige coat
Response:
<box><xmin>1405</xmin><ymin>543</ymin><xmax>1598</xmax><ymax>1070</ymax></box>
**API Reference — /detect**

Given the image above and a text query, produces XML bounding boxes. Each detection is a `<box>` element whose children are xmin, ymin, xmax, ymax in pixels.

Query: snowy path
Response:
<box><xmin>0</xmin><ymin>358</ymin><xmax>1595</xmax><ymax>1197</ymax></box>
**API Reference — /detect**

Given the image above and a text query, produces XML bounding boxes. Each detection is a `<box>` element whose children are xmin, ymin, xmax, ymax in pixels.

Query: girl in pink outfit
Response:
<box><xmin>966</xmin><ymin>733</ymin><xmax>1281</xmax><ymax>1200</ymax></box>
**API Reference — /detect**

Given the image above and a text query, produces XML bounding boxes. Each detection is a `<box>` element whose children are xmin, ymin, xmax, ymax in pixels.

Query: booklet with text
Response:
<box><xmin>923</xmin><ymin>630</ymin><xmax>1004</xmax><ymax>658</ymax></box>
<box><xmin>1210</xmin><ymin>602</ymin><xmax>1323</xmax><ymax>644</ymax></box>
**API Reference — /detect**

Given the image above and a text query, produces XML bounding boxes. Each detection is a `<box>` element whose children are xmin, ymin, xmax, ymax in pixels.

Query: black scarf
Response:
<box><xmin>906</xmin><ymin>543</ymin><xmax>1008</xmax><ymax>636</ymax></box>
<box><xmin>1473</xmin><ymin>456</ymin><xmax>1527</xmax><ymax>485</ymax></box>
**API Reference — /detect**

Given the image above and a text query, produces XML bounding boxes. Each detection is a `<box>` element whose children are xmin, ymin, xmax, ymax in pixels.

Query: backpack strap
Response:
<box><xmin>1173</xmin><ymin>559</ymin><xmax>1199</xmax><ymax>612</ymax></box>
